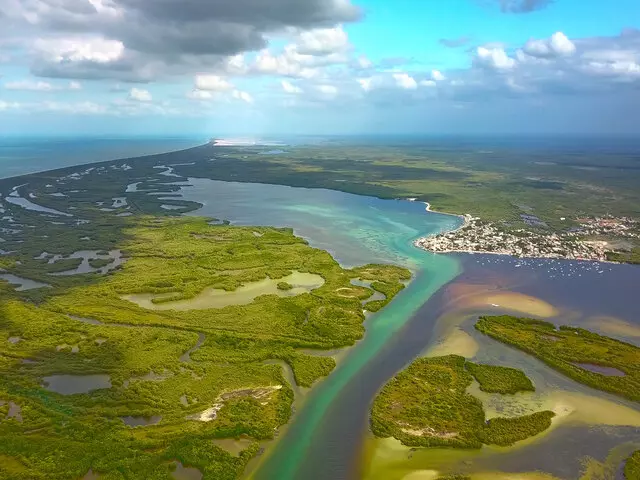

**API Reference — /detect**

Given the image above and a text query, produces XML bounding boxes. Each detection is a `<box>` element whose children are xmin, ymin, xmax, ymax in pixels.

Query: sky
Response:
<box><xmin>0</xmin><ymin>0</ymin><xmax>639</xmax><ymax>137</ymax></box>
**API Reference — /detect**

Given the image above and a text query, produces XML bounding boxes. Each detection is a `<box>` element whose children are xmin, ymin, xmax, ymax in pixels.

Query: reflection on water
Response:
<box><xmin>122</xmin><ymin>271</ymin><xmax>324</xmax><ymax>311</ymax></box>
<box><xmin>43</xmin><ymin>374</ymin><xmax>112</xmax><ymax>394</ymax></box>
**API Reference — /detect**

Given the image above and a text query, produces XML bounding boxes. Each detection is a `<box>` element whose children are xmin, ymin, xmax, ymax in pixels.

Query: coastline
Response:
<box><xmin>411</xmin><ymin>201</ymin><xmax>637</xmax><ymax>265</ymax></box>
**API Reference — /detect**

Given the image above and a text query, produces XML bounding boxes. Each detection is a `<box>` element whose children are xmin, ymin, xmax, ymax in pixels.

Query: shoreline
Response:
<box><xmin>411</xmin><ymin>201</ymin><xmax>637</xmax><ymax>265</ymax></box>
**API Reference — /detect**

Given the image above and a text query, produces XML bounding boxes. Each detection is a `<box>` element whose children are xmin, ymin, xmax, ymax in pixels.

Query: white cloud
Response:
<box><xmin>523</xmin><ymin>32</ymin><xmax>576</xmax><ymax>58</ymax></box>
<box><xmin>295</xmin><ymin>26</ymin><xmax>350</xmax><ymax>56</ymax></box>
<box><xmin>358</xmin><ymin>78</ymin><xmax>373</xmax><ymax>91</ymax></box>
<box><xmin>317</xmin><ymin>84</ymin><xmax>338</xmax><ymax>96</ymax></box>
<box><xmin>129</xmin><ymin>87</ymin><xmax>152</xmax><ymax>102</ymax></box>
<box><xmin>195</xmin><ymin>75</ymin><xmax>233</xmax><ymax>91</ymax></box>
<box><xmin>585</xmin><ymin>60</ymin><xmax>640</xmax><ymax>78</ymax></box>
<box><xmin>0</xmin><ymin>100</ymin><xmax>20</xmax><ymax>111</ymax></box>
<box><xmin>475</xmin><ymin>46</ymin><xmax>516</xmax><ymax>70</ymax></box>
<box><xmin>254</xmin><ymin>49</ymin><xmax>319</xmax><ymax>79</ymax></box>
<box><xmin>232</xmin><ymin>90</ymin><xmax>254</xmax><ymax>103</ymax></box>
<box><xmin>393</xmin><ymin>73</ymin><xmax>417</xmax><ymax>89</ymax></box>
<box><xmin>69</xmin><ymin>81</ymin><xmax>82</xmax><ymax>90</ymax></box>
<box><xmin>357</xmin><ymin>56</ymin><xmax>373</xmax><ymax>69</ymax></box>
<box><xmin>34</xmin><ymin>38</ymin><xmax>125</xmax><ymax>64</ymax></box>
<box><xmin>5</xmin><ymin>80</ymin><xmax>54</xmax><ymax>91</ymax></box>
<box><xmin>281</xmin><ymin>80</ymin><xmax>303</xmax><ymax>94</ymax></box>
<box><xmin>186</xmin><ymin>89</ymin><xmax>214</xmax><ymax>100</ymax></box>
<box><xmin>420</xmin><ymin>80</ymin><xmax>437</xmax><ymax>87</ymax></box>
<box><xmin>431</xmin><ymin>70</ymin><xmax>446</xmax><ymax>81</ymax></box>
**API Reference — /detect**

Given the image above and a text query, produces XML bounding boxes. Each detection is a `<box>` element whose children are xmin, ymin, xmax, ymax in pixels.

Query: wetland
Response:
<box><xmin>0</xmin><ymin>142</ymin><xmax>639</xmax><ymax>480</ymax></box>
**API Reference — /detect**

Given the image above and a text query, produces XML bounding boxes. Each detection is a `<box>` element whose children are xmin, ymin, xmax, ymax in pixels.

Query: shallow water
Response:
<box><xmin>212</xmin><ymin>438</ymin><xmax>254</xmax><ymax>456</ymax></box>
<box><xmin>0</xmin><ymin>273</ymin><xmax>50</xmax><ymax>291</ymax></box>
<box><xmin>174</xmin><ymin>179</ymin><xmax>462</xmax><ymax>480</ymax></box>
<box><xmin>171</xmin><ymin>462</ymin><xmax>203</xmax><ymax>480</ymax></box>
<box><xmin>42</xmin><ymin>374</ymin><xmax>112</xmax><ymax>395</ymax></box>
<box><xmin>5</xmin><ymin>194</ymin><xmax>73</xmax><ymax>217</ymax></box>
<box><xmin>47</xmin><ymin>249</ymin><xmax>124</xmax><ymax>276</ymax></box>
<box><xmin>122</xmin><ymin>271</ymin><xmax>325</xmax><ymax>310</ymax></box>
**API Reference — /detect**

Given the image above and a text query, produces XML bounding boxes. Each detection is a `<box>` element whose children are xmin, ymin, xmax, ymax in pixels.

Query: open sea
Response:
<box><xmin>0</xmin><ymin>136</ymin><xmax>206</xmax><ymax>180</ymax></box>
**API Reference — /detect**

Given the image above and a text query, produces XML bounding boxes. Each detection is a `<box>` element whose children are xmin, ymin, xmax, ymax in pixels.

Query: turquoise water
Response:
<box><xmin>178</xmin><ymin>179</ymin><xmax>462</xmax><ymax>479</ymax></box>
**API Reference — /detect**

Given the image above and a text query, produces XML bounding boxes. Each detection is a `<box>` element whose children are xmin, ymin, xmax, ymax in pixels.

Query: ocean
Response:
<box><xmin>0</xmin><ymin>136</ymin><xmax>206</xmax><ymax>180</ymax></box>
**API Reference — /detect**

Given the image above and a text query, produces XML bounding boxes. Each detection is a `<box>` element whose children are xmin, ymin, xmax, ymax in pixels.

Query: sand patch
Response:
<box><xmin>426</xmin><ymin>328</ymin><xmax>479</xmax><ymax>358</ymax></box>
<box><xmin>584</xmin><ymin>316</ymin><xmax>640</xmax><ymax>341</ymax></box>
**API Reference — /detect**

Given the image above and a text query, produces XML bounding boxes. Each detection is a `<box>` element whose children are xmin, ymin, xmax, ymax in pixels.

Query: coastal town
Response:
<box><xmin>415</xmin><ymin>214</ymin><xmax>639</xmax><ymax>262</ymax></box>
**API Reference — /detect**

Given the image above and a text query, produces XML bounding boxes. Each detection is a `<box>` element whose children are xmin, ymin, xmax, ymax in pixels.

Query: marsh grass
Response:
<box><xmin>475</xmin><ymin>316</ymin><xmax>640</xmax><ymax>402</ymax></box>
<box><xmin>0</xmin><ymin>212</ymin><xmax>409</xmax><ymax>478</ymax></box>
<box><xmin>465</xmin><ymin>363</ymin><xmax>535</xmax><ymax>394</ymax></box>
<box><xmin>625</xmin><ymin>450</ymin><xmax>640</xmax><ymax>479</ymax></box>
<box><xmin>371</xmin><ymin>355</ymin><xmax>553</xmax><ymax>449</ymax></box>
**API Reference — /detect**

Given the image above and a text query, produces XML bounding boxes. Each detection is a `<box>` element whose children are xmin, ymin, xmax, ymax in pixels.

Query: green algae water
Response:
<box><xmin>178</xmin><ymin>179</ymin><xmax>462</xmax><ymax>479</ymax></box>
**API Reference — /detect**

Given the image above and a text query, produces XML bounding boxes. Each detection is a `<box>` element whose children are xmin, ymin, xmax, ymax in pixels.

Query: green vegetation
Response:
<box><xmin>88</xmin><ymin>257</ymin><xmax>114</xmax><ymax>269</ymax></box>
<box><xmin>607</xmin><ymin>248</ymin><xmax>640</xmax><ymax>265</ymax></box>
<box><xmin>475</xmin><ymin>316</ymin><xmax>640</xmax><ymax>402</ymax></box>
<box><xmin>285</xmin><ymin>354</ymin><xmax>336</xmax><ymax>388</ymax></box>
<box><xmin>436</xmin><ymin>476</ymin><xmax>471</xmax><ymax>480</ymax></box>
<box><xmin>370</xmin><ymin>355</ymin><xmax>553</xmax><ymax>449</ymax></box>
<box><xmin>465</xmin><ymin>362</ymin><xmax>535</xmax><ymax>394</ymax></box>
<box><xmin>0</xmin><ymin>208</ymin><xmax>410</xmax><ymax>478</ymax></box>
<box><xmin>625</xmin><ymin>450</ymin><xmax>640</xmax><ymax>480</ymax></box>
<box><xmin>277</xmin><ymin>281</ymin><xmax>293</xmax><ymax>291</ymax></box>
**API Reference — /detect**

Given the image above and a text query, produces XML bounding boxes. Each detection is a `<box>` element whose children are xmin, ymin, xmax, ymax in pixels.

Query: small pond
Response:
<box><xmin>42</xmin><ymin>374</ymin><xmax>112</xmax><ymax>394</ymax></box>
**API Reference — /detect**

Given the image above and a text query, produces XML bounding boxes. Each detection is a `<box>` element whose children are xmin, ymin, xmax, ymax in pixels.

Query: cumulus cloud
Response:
<box><xmin>393</xmin><ymin>73</ymin><xmax>418</xmax><ymax>90</ymax></box>
<box><xmin>431</xmin><ymin>70</ymin><xmax>446</xmax><ymax>81</ymax></box>
<box><xmin>523</xmin><ymin>32</ymin><xmax>576</xmax><ymax>58</ymax></box>
<box><xmin>195</xmin><ymin>75</ymin><xmax>233</xmax><ymax>91</ymax></box>
<box><xmin>295</xmin><ymin>26</ymin><xmax>350</xmax><ymax>55</ymax></box>
<box><xmin>129</xmin><ymin>87</ymin><xmax>152</xmax><ymax>102</ymax></box>
<box><xmin>475</xmin><ymin>46</ymin><xmax>516</xmax><ymax>70</ymax></box>
<box><xmin>5</xmin><ymin>0</ymin><xmax>361</xmax><ymax>81</ymax></box>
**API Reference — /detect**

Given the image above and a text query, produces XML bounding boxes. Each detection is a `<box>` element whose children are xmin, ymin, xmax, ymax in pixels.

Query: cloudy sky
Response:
<box><xmin>1</xmin><ymin>0</ymin><xmax>639</xmax><ymax>136</ymax></box>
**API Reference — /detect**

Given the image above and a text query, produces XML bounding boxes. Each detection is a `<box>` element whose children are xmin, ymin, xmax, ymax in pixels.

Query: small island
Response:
<box><xmin>371</xmin><ymin>355</ymin><xmax>554</xmax><ymax>449</ymax></box>
<box><xmin>475</xmin><ymin>315</ymin><xmax>640</xmax><ymax>402</ymax></box>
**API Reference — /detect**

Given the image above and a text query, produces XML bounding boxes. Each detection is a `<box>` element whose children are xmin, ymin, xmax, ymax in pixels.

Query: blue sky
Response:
<box><xmin>0</xmin><ymin>0</ymin><xmax>639</xmax><ymax>136</ymax></box>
